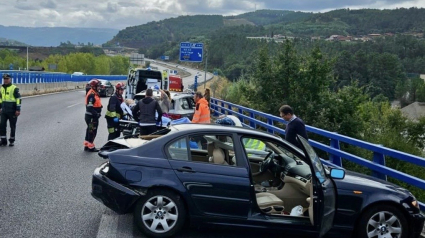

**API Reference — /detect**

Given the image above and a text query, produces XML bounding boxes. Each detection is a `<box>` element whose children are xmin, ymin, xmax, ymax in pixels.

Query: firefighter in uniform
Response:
<box><xmin>105</xmin><ymin>82</ymin><xmax>125</xmax><ymax>140</ymax></box>
<box><xmin>84</xmin><ymin>79</ymin><xmax>102</xmax><ymax>152</ymax></box>
<box><xmin>0</xmin><ymin>74</ymin><xmax>21</xmax><ymax>146</ymax></box>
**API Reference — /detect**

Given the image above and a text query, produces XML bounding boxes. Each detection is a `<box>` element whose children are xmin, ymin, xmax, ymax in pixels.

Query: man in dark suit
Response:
<box><xmin>279</xmin><ymin>105</ymin><xmax>308</xmax><ymax>149</ymax></box>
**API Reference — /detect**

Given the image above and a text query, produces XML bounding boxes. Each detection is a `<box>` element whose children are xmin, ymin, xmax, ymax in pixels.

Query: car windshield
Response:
<box><xmin>98</xmin><ymin>80</ymin><xmax>108</xmax><ymax>84</ymax></box>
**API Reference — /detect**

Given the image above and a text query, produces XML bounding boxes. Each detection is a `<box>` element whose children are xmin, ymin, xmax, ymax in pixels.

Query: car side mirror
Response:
<box><xmin>330</xmin><ymin>168</ymin><xmax>345</xmax><ymax>179</ymax></box>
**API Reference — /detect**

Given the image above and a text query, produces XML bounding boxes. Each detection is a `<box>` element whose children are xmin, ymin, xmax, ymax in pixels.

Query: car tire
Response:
<box><xmin>357</xmin><ymin>204</ymin><xmax>408</xmax><ymax>238</ymax></box>
<box><xmin>134</xmin><ymin>189</ymin><xmax>186</xmax><ymax>238</ymax></box>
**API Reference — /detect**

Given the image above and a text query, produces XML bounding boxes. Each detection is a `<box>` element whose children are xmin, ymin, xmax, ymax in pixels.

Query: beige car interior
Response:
<box><xmin>247</xmin><ymin>141</ymin><xmax>314</xmax><ymax>225</ymax></box>
<box><xmin>167</xmin><ymin>134</ymin><xmax>315</xmax><ymax>225</ymax></box>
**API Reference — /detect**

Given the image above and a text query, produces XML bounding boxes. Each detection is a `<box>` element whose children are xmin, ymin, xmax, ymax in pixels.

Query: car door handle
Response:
<box><xmin>177</xmin><ymin>167</ymin><xmax>195</xmax><ymax>173</ymax></box>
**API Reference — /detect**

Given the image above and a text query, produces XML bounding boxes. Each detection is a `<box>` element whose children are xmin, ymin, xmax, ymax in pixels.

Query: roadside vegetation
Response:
<box><xmin>0</xmin><ymin>50</ymin><xmax>129</xmax><ymax>75</ymax></box>
<box><xmin>215</xmin><ymin>41</ymin><xmax>425</xmax><ymax>200</ymax></box>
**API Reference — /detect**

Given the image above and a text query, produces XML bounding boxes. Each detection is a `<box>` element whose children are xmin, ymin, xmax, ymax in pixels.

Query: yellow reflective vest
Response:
<box><xmin>0</xmin><ymin>84</ymin><xmax>21</xmax><ymax>113</ymax></box>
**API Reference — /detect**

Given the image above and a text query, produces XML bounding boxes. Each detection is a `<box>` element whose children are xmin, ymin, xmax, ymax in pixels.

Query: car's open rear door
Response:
<box><xmin>297</xmin><ymin>135</ymin><xmax>336</xmax><ymax>237</ymax></box>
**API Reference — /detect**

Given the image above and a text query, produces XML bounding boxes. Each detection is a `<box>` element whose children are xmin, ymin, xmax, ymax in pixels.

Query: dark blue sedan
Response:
<box><xmin>91</xmin><ymin>124</ymin><xmax>424</xmax><ymax>238</ymax></box>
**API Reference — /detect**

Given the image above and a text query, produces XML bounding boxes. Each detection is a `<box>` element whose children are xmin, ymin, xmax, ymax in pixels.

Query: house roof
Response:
<box><xmin>400</xmin><ymin>102</ymin><xmax>425</xmax><ymax>120</ymax></box>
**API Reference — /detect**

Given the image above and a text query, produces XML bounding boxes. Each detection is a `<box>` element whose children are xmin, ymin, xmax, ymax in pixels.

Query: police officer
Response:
<box><xmin>84</xmin><ymin>79</ymin><xmax>102</xmax><ymax>152</ymax></box>
<box><xmin>0</xmin><ymin>74</ymin><xmax>21</xmax><ymax>146</ymax></box>
<box><xmin>105</xmin><ymin>82</ymin><xmax>125</xmax><ymax>140</ymax></box>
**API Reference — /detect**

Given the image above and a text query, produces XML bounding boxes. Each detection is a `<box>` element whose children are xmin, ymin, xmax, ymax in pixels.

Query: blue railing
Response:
<box><xmin>210</xmin><ymin>98</ymin><xmax>425</xmax><ymax>211</ymax></box>
<box><xmin>0</xmin><ymin>70</ymin><xmax>126</xmax><ymax>83</ymax></box>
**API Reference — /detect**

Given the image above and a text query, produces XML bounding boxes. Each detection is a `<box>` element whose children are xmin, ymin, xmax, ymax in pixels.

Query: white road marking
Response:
<box><xmin>96</xmin><ymin>213</ymin><xmax>119</xmax><ymax>238</ymax></box>
<box><xmin>67</xmin><ymin>103</ymin><xmax>81</xmax><ymax>108</ymax></box>
<box><xmin>22</xmin><ymin>90</ymin><xmax>85</xmax><ymax>99</ymax></box>
<box><xmin>96</xmin><ymin>210</ymin><xmax>136</xmax><ymax>238</ymax></box>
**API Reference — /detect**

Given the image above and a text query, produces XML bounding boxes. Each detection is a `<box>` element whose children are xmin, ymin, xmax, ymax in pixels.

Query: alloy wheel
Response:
<box><xmin>141</xmin><ymin>195</ymin><xmax>179</xmax><ymax>233</ymax></box>
<box><xmin>366</xmin><ymin>211</ymin><xmax>402</xmax><ymax>238</ymax></box>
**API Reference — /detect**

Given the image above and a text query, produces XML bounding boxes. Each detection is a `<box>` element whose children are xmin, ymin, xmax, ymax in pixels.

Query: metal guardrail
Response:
<box><xmin>211</xmin><ymin>98</ymin><xmax>425</xmax><ymax>211</ymax></box>
<box><xmin>0</xmin><ymin>70</ymin><xmax>126</xmax><ymax>84</ymax></box>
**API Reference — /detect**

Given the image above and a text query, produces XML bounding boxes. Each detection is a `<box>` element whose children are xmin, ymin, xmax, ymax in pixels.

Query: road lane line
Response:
<box><xmin>22</xmin><ymin>90</ymin><xmax>85</xmax><ymax>99</ymax></box>
<box><xmin>96</xmin><ymin>213</ymin><xmax>119</xmax><ymax>238</ymax></box>
<box><xmin>67</xmin><ymin>102</ymin><xmax>81</xmax><ymax>108</ymax></box>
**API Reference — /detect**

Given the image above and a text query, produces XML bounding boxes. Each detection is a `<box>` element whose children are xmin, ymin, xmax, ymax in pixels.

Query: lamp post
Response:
<box><xmin>204</xmin><ymin>48</ymin><xmax>207</xmax><ymax>89</ymax></box>
<box><xmin>26</xmin><ymin>46</ymin><xmax>28</xmax><ymax>70</ymax></box>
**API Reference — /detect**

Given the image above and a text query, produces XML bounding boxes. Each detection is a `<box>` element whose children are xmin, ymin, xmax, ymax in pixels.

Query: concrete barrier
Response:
<box><xmin>17</xmin><ymin>82</ymin><xmax>87</xmax><ymax>96</ymax></box>
<box><xmin>17</xmin><ymin>80</ymin><xmax>125</xmax><ymax>97</ymax></box>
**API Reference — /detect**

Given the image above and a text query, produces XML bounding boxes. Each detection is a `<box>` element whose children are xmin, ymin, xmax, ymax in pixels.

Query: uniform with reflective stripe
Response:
<box><xmin>0</xmin><ymin>84</ymin><xmax>21</xmax><ymax>113</ymax></box>
<box><xmin>243</xmin><ymin>138</ymin><xmax>266</xmax><ymax>151</ymax></box>
<box><xmin>85</xmin><ymin>89</ymin><xmax>102</xmax><ymax>116</ymax></box>
<box><xmin>192</xmin><ymin>97</ymin><xmax>210</xmax><ymax>123</ymax></box>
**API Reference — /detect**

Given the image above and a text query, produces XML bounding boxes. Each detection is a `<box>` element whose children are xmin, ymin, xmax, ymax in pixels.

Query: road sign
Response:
<box><xmin>180</xmin><ymin>42</ymin><xmax>203</xmax><ymax>62</ymax></box>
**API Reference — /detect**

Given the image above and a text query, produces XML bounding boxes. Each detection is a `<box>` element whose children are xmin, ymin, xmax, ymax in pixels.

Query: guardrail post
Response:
<box><xmin>372</xmin><ymin>147</ymin><xmax>387</xmax><ymax>181</ymax></box>
<box><xmin>238</xmin><ymin>108</ymin><xmax>243</xmax><ymax>125</ymax></box>
<box><xmin>329</xmin><ymin>136</ymin><xmax>342</xmax><ymax>167</ymax></box>
<box><xmin>250</xmin><ymin>112</ymin><xmax>255</xmax><ymax>128</ymax></box>
<box><xmin>267</xmin><ymin>118</ymin><xmax>274</xmax><ymax>134</ymax></box>
<box><xmin>213</xmin><ymin>99</ymin><xmax>219</xmax><ymax>117</ymax></box>
<box><xmin>227</xmin><ymin>105</ymin><xmax>232</xmax><ymax>115</ymax></box>
<box><xmin>220</xmin><ymin>102</ymin><xmax>225</xmax><ymax>115</ymax></box>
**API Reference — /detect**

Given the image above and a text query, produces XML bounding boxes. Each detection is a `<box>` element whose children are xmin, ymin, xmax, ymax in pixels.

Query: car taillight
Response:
<box><xmin>168</xmin><ymin>114</ymin><xmax>182</xmax><ymax>120</ymax></box>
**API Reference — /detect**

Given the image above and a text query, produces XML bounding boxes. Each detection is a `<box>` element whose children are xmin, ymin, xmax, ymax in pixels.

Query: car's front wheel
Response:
<box><xmin>134</xmin><ymin>189</ymin><xmax>186</xmax><ymax>238</ymax></box>
<box><xmin>357</xmin><ymin>204</ymin><xmax>408</xmax><ymax>238</ymax></box>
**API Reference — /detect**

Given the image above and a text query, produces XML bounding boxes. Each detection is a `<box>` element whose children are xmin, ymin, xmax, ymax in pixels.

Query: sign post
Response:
<box><xmin>179</xmin><ymin>42</ymin><xmax>203</xmax><ymax>62</ymax></box>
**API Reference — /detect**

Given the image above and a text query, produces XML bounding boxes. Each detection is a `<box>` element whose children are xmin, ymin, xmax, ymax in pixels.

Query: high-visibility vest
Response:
<box><xmin>192</xmin><ymin>98</ymin><xmax>210</xmax><ymax>123</ymax></box>
<box><xmin>0</xmin><ymin>84</ymin><xmax>21</xmax><ymax>105</ymax></box>
<box><xmin>1</xmin><ymin>85</ymin><xmax>17</xmax><ymax>101</ymax></box>
<box><xmin>243</xmin><ymin>138</ymin><xmax>266</xmax><ymax>151</ymax></box>
<box><xmin>85</xmin><ymin>89</ymin><xmax>102</xmax><ymax>108</ymax></box>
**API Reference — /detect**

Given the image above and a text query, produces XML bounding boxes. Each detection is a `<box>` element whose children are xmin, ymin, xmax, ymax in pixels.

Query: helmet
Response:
<box><xmin>215</xmin><ymin>115</ymin><xmax>242</xmax><ymax>127</ymax></box>
<box><xmin>89</xmin><ymin>79</ymin><xmax>100</xmax><ymax>88</ymax></box>
<box><xmin>215</xmin><ymin>117</ymin><xmax>235</xmax><ymax>126</ymax></box>
<box><xmin>115</xmin><ymin>82</ymin><xmax>125</xmax><ymax>90</ymax></box>
<box><xmin>154</xmin><ymin>85</ymin><xmax>160</xmax><ymax>90</ymax></box>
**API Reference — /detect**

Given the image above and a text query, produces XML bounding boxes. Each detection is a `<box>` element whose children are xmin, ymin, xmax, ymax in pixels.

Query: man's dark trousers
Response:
<box><xmin>0</xmin><ymin>112</ymin><xmax>17</xmax><ymax>144</ymax></box>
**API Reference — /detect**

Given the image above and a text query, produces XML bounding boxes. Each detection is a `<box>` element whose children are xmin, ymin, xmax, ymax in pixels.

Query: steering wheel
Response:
<box><xmin>259</xmin><ymin>151</ymin><xmax>274</xmax><ymax>173</ymax></box>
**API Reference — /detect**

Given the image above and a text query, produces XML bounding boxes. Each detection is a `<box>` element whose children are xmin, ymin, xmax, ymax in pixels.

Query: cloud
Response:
<box><xmin>1</xmin><ymin>0</ymin><xmax>425</xmax><ymax>29</ymax></box>
<box><xmin>40</xmin><ymin>0</ymin><xmax>57</xmax><ymax>9</ymax></box>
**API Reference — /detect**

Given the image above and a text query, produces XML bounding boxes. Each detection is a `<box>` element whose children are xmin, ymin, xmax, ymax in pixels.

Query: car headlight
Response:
<box><xmin>412</xmin><ymin>200</ymin><xmax>420</xmax><ymax>209</ymax></box>
<box><xmin>100</xmin><ymin>162</ymin><xmax>109</xmax><ymax>175</ymax></box>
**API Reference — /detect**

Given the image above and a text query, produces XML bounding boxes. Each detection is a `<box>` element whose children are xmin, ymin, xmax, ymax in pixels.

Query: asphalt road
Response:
<box><xmin>0</xmin><ymin>91</ymin><xmax>311</xmax><ymax>238</ymax></box>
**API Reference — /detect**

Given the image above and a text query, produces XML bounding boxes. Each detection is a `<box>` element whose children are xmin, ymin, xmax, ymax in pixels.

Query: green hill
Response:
<box><xmin>107</xmin><ymin>8</ymin><xmax>425</xmax><ymax>49</ymax></box>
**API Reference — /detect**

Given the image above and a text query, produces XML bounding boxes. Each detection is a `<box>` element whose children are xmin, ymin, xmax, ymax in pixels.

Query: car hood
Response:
<box><xmin>109</xmin><ymin>137</ymin><xmax>148</xmax><ymax>148</ymax></box>
<box><xmin>334</xmin><ymin>170</ymin><xmax>410</xmax><ymax>196</ymax></box>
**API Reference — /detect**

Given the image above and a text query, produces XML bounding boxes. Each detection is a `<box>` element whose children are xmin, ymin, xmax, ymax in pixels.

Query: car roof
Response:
<box><xmin>170</xmin><ymin>123</ymin><xmax>281</xmax><ymax>140</ymax></box>
<box><xmin>171</xmin><ymin>92</ymin><xmax>194</xmax><ymax>99</ymax></box>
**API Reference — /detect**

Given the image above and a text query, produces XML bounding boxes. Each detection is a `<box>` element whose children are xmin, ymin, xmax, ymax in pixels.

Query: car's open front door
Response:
<box><xmin>297</xmin><ymin>136</ymin><xmax>336</xmax><ymax>237</ymax></box>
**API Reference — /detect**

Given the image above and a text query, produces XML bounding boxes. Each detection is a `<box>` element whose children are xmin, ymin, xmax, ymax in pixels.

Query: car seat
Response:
<box><xmin>207</xmin><ymin>143</ymin><xmax>228</xmax><ymax>165</ymax></box>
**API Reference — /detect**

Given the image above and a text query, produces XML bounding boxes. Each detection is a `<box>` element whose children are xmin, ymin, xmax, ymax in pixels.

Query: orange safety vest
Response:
<box><xmin>85</xmin><ymin>89</ymin><xmax>102</xmax><ymax>108</ymax></box>
<box><xmin>192</xmin><ymin>97</ymin><xmax>210</xmax><ymax>123</ymax></box>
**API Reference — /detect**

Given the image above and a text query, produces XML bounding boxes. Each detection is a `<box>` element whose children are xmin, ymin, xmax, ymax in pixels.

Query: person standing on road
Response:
<box><xmin>192</xmin><ymin>91</ymin><xmax>210</xmax><ymax>123</ymax></box>
<box><xmin>132</xmin><ymin>88</ymin><xmax>163</xmax><ymax>135</ymax></box>
<box><xmin>84</xmin><ymin>79</ymin><xmax>102</xmax><ymax>152</ymax></box>
<box><xmin>279</xmin><ymin>105</ymin><xmax>308</xmax><ymax>149</ymax></box>
<box><xmin>105</xmin><ymin>82</ymin><xmax>125</xmax><ymax>140</ymax></box>
<box><xmin>0</xmin><ymin>74</ymin><xmax>21</xmax><ymax>146</ymax></box>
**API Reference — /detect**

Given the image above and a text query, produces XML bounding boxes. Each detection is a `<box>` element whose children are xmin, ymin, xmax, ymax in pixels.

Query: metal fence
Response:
<box><xmin>0</xmin><ymin>70</ymin><xmax>126</xmax><ymax>84</ymax></box>
<box><xmin>211</xmin><ymin>98</ymin><xmax>425</xmax><ymax>211</ymax></box>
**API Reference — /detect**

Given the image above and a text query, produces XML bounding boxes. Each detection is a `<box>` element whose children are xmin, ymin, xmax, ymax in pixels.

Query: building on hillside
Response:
<box><xmin>400</xmin><ymin>102</ymin><xmax>425</xmax><ymax>121</ymax></box>
<box><xmin>368</xmin><ymin>34</ymin><xmax>382</xmax><ymax>38</ymax></box>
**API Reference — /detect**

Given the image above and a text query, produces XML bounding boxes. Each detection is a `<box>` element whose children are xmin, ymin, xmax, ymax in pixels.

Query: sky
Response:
<box><xmin>1</xmin><ymin>0</ymin><xmax>425</xmax><ymax>30</ymax></box>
